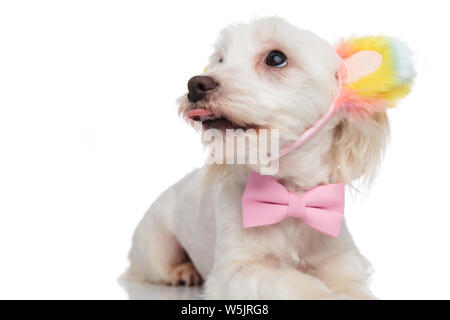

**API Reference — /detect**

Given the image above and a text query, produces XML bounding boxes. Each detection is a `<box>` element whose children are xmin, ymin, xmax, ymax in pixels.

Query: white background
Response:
<box><xmin>1</xmin><ymin>0</ymin><xmax>449</xmax><ymax>299</ymax></box>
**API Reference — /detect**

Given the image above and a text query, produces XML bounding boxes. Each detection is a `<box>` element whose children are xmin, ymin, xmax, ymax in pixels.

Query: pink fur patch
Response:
<box><xmin>344</xmin><ymin>51</ymin><xmax>382</xmax><ymax>83</ymax></box>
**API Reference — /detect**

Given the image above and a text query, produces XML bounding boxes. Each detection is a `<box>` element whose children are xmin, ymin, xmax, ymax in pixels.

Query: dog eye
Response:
<box><xmin>265</xmin><ymin>51</ymin><xmax>287</xmax><ymax>67</ymax></box>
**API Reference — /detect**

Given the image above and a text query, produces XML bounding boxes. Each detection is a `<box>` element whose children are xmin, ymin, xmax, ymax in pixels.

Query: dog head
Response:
<box><xmin>178</xmin><ymin>17</ymin><xmax>415</xmax><ymax>186</ymax></box>
<box><xmin>178</xmin><ymin>17</ymin><xmax>338</xmax><ymax>138</ymax></box>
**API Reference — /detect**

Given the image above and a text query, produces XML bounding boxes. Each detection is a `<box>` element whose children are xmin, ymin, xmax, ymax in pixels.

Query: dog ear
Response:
<box><xmin>336</xmin><ymin>36</ymin><xmax>415</xmax><ymax>117</ymax></box>
<box><xmin>328</xmin><ymin>36</ymin><xmax>415</xmax><ymax>184</ymax></box>
<box><xmin>328</xmin><ymin>110</ymin><xmax>389</xmax><ymax>185</ymax></box>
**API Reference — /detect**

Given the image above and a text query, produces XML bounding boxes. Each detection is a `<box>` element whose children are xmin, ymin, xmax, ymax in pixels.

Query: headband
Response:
<box><xmin>278</xmin><ymin>36</ymin><xmax>415</xmax><ymax>159</ymax></box>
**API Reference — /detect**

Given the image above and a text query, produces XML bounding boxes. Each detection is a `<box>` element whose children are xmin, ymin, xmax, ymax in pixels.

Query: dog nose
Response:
<box><xmin>187</xmin><ymin>76</ymin><xmax>217</xmax><ymax>102</ymax></box>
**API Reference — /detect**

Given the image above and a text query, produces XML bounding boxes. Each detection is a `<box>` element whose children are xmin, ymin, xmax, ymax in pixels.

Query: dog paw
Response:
<box><xmin>168</xmin><ymin>262</ymin><xmax>203</xmax><ymax>287</ymax></box>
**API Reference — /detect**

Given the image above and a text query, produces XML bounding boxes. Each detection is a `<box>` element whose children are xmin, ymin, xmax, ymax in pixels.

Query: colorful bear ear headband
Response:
<box><xmin>278</xmin><ymin>36</ymin><xmax>416</xmax><ymax>159</ymax></box>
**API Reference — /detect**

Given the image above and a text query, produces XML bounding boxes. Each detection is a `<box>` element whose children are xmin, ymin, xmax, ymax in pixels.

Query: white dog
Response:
<box><xmin>126</xmin><ymin>17</ymin><xmax>414</xmax><ymax>299</ymax></box>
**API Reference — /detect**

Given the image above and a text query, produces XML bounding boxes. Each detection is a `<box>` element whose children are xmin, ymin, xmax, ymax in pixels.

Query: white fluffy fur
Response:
<box><xmin>126</xmin><ymin>17</ymin><xmax>390</xmax><ymax>299</ymax></box>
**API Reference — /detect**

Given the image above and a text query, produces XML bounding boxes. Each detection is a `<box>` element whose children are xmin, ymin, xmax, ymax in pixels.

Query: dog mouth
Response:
<box><xmin>187</xmin><ymin>108</ymin><xmax>250</xmax><ymax>130</ymax></box>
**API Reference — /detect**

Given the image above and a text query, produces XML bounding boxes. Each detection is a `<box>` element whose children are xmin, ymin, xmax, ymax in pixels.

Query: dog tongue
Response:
<box><xmin>188</xmin><ymin>109</ymin><xmax>215</xmax><ymax>120</ymax></box>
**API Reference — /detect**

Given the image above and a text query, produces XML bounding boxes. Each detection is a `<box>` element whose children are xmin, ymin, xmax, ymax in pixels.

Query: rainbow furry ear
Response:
<box><xmin>336</xmin><ymin>36</ymin><xmax>415</xmax><ymax>117</ymax></box>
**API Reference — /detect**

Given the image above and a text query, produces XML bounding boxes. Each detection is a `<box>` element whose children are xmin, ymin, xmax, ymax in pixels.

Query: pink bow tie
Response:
<box><xmin>242</xmin><ymin>172</ymin><xmax>345</xmax><ymax>237</ymax></box>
